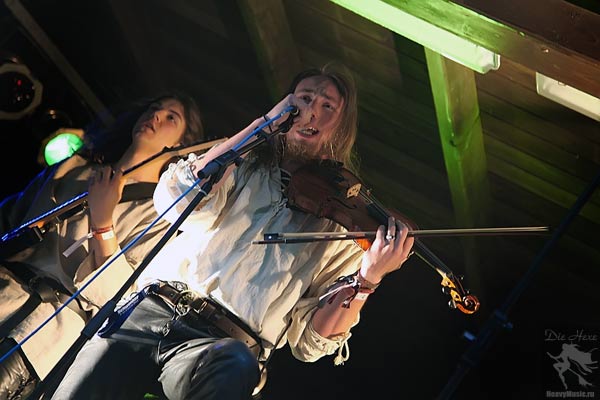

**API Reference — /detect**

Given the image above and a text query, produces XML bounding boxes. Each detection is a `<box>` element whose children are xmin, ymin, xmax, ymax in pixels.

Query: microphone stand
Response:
<box><xmin>437</xmin><ymin>167</ymin><xmax>600</xmax><ymax>399</ymax></box>
<box><xmin>30</xmin><ymin>108</ymin><xmax>297</xmax><ymax>399</ymax></box>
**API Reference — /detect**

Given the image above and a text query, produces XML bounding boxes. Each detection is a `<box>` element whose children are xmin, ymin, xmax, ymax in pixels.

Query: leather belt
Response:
<box><xmin>152</xmin><ymin>282</ymin><xmax>262</xmax><ymax>357</ymax></box>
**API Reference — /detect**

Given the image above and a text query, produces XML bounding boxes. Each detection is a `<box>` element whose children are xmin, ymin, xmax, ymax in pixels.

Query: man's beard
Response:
<box><xmin>282</xmin><ymin>136</ymin><xmax>331</xmax><ymax>163</ymax></box>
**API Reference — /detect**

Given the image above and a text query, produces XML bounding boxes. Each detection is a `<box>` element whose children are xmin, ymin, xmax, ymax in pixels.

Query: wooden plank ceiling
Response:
<box><xmin>2</xmin><ymin>0</ymin><xmax>599</xmax><ymax>398</ymax></box>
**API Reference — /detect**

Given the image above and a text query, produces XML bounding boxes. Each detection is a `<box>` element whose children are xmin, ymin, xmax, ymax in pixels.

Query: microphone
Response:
<box><xmin>278</xmin><ymin>105</ymin><xmax>301</xmax><ymax>134</ymax></box>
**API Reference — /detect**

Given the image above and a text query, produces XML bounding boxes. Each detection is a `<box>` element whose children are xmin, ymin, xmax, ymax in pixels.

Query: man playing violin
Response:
<box><xmin>52</xmin><ymin>63</ymin><xmax>415</xmax><ymax>400</ymax></box>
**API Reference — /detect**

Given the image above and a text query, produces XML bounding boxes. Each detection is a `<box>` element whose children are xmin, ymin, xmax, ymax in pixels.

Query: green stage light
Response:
<box><xmin>44</xmin><ymin>132</ymin><xmax>83</xmax><ymax>166</ymax></box>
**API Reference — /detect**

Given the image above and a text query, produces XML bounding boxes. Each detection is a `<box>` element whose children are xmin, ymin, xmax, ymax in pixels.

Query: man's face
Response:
<box><xmin>284</xmin><ymin>76</ymin><xmax>344</xmax><ymax>161</ymax></box>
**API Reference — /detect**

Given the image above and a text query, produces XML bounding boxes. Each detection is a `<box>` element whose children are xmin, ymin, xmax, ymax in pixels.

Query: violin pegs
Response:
<box><xmin>448</xmin><ymin>300</ymin><xmax>457</xmax><ymax>309</ymax></box>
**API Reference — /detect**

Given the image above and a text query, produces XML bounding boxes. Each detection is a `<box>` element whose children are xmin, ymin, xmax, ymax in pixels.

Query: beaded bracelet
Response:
<box><xmin>318</xmin><ymin>271</ymin><xmax>378</xmax><ymax>308</ymax></box>
<box><xmin>356</xmin><ymin>271</ymin><xmax>381</xmax><ymax>291</ymax></box>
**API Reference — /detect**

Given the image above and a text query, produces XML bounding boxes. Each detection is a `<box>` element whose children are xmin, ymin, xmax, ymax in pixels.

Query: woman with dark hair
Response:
<box><xmin>0</xmin><ymin>92</ymin><xmax>205</xmax><ymax>399</ymax></box>
<box><xmin>52</xmin><ymin>64</ymin><xmax>413</xmax><ymax>400</ymax></box>
<box><xmin>80</xmin><ymin>92</ymin><xmax>204</xmax><ymax>166</ymax></box>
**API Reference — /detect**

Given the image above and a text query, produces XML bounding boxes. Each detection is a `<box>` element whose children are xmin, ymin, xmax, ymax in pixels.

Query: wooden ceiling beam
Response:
<box><xmin>456</xmin><ymin>0</ymin><xmax>600</xmax><ymax>61</ymax></box>
<box><xmin>383</xmin><ymin>0</ymin><xmax>600</xmax><ymax>98</ymax></box>
<box><xmin>425</xmin><ymin>49</ymin><xmax>492</xmax><ymax>299</ymax></box>
<box><xmin>237</xmin><ymin>0</ymin><xmax>302</xmax><ymax>100</ymax></box>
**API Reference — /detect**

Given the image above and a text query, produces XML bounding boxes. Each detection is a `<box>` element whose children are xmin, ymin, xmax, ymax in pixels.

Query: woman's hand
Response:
<box><xmin>88</xmin><ymin>166</ymin><xmax>125</xmax><ymax>229</ymax></box>
<box><xmin>360</xmin><ymin>216</ymin><xmax>414</xmax><ymax>284</ymax></box>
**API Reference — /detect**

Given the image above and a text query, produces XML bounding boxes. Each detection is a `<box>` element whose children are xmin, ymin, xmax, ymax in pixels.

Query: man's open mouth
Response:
<box><xmin>298</xmin><ymin>127</ymin><xmax>318</xmax><ymax>137</ymax></box>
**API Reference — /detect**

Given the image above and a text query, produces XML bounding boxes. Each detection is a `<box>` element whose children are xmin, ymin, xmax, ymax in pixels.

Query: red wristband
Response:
<box><xmin>92</xmin><ymin>226</ymin><xmax>115</xmax><ymax>241</ymax></box>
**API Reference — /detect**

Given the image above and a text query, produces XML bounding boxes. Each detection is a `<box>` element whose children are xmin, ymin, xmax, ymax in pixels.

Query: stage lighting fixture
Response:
<box><xmin>38</xmin><ymin>128</ymin><xmax>84</xmax><ymax>166</ymax></box>
<box><xmin>0</xmin><ymin>60</ymin><xmax>43</xmax><ymax>120</ymax></box>
<box><xmin>536</xmin><ymin>72</ymin><xmax>600</xmax><ymax>121</ymax></box>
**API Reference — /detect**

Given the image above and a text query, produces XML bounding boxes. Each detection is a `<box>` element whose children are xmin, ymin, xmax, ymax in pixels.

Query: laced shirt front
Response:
<box><xmin>141</xmin><ymin>153</ymin><xmax>364</xmax><ymax>362</ymax></box>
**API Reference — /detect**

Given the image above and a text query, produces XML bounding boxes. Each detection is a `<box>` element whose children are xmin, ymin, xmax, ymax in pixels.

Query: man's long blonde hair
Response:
<box><xmin>256</xmin><ymin>63</ymin><xmax>360</xmax><ymax>175</ymax></box>
<box><xmin>285</xmin><ymin>63</ymin><xmax>360</xmax><ymax>174</ymax></box>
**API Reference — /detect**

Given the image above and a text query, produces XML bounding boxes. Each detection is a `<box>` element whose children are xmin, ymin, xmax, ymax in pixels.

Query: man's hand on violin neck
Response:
<box><xmin>360</xmin><ymin>217</ymin><xmax>414</xmax><ymax>283</ymax></box>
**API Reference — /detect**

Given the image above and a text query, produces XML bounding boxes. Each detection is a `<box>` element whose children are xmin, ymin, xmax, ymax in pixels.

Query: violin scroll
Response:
<box><xmin>441</xmin><ymin>275</ymin><xmax>480</xmax><ymax>314</ymax></box>
<box><xmin>286</xmin><ymin>159</ymin><xmax>481</xmax><ymax>315</ymax></box>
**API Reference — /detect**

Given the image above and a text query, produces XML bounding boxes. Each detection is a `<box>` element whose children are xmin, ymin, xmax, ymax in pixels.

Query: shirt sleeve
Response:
<box><xmin>153</xmin><ymin>153</ymin><xmax>234</xmax><ymax>233</ymax></box>
<box><xmin>72</xmin><ymin>200</ymin><xmax>172</xmax><ymax>309</ymax></box>
<box><xmin>285</xmin><ymin>238</ymin><xmax>364</xmax><ymax>363</ymax></box>
<box><xmin>73</xmin><ymin>244</ymin><xmax>132</xmax><ymax>308</ymax></box>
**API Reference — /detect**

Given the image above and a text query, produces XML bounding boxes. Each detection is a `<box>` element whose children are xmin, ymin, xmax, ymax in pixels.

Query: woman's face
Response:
<box><xmin>132</xmin><ymin>98</ymin><xmax>187</xmax><ymax>153</ymax></box>
<box><xmin>285</xmin><ymin>76</ymin><xmax>344</xmax><ymax>160</ymax></box>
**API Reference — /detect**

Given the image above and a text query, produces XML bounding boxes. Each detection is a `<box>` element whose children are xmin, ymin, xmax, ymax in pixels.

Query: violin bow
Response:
<box><xmin>252</xmin><ymin>226</ymin><xmax>550</xmax><ymax>244</ymax></box>
<box><xmin>0</xmin><ymin>138</ymin><xmax>226</xmax><ymax>258</ymax></box>
<box><xmin>253</xmin><ymin>226</ymin><xmax>550</xmax><ymax>315</ymax></box>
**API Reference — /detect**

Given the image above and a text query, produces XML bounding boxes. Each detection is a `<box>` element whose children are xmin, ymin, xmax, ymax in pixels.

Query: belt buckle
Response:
<box><xmin>196</xmin><ymin>298</ymin><xmax>208</xmax><ymax>315</ymax></box>
<box><xmin>174</xmin><ymin>291</ymin><xmax>194</xmax><ymax>317</ymax></box>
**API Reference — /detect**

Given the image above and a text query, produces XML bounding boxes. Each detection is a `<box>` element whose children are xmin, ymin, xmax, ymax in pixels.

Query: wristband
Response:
<box><xmin>92</xmin><ymin>226</ymin><xmax>115</xmax><ymax>241</ymax></box>
<box><xmin>318</xmin><ymin>271</ymin><xmax>379</xmax><ymax>309</ymax></box>
<box><xmin>63</xmin><ymin>225</ymin><xmax>115</xmax><ymax>257</ymax></box>
<box><xmin>355</xmin><ymin>288</ymin><xmax>375</xmax><ymax>301</ymax></box>
<box><xmin>357</xmin><ymin>271</ymin><xmax>381</xmax><ymax>291</ymax></box>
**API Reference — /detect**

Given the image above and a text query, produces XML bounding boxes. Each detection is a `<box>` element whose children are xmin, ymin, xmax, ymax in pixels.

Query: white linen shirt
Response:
<box><xmin>0</xmin><ymin>155</ymin><xmax>171</xmax><ymax>378</ymax></box>
<box><xmin>140</xmin><ymin>153</ymin><xmax>365</xmax><ymax>362</ymax></box>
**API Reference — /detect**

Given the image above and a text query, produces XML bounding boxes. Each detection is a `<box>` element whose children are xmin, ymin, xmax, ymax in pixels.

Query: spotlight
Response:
<box><xmin>0</xmin><ymin>57</ymin><xmax>43</xmax><ymax>120</ymax></box>
<box><xmin>32</xmin><ymin>108</ymin><xmax>83</xmax><ymax>166</ymax></box>
<box><xmin>42</xmin><ymin>130</ymin><xmax>84</xmax><ymax>166</ymax></box>
<box><xmin>37</xmin><ymin>127</ymin><xmax>84</xmax><ymax>166</ymax></box>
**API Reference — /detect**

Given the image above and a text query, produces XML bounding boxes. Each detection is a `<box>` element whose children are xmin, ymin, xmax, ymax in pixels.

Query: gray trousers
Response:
<box><xmin>51</xmin><ymin>294</ymin><xmax>259</xmax><ymax>400</ymax></box>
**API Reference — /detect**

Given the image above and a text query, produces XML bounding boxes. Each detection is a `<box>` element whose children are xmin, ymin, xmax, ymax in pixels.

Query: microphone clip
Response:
<box><xmin>277</xmin><ymin>108</ymin><xmax>298</xmax><ymax>134</ymax></box>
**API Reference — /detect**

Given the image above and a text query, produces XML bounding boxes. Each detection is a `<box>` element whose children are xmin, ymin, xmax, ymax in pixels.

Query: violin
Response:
<box><xmin>283</xmin><ymin>160</ymin><xmax>482</xmax><ymax>313</ymax></box>
<box><xmin>260</xmin><ymin>160</ymin><xmax>484</xmax><ymax>313</ymax></box>
<box><xmin>255</xmin><ymin>160</ymin><xmax>549</xmax><ymax>313</ymax></box>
